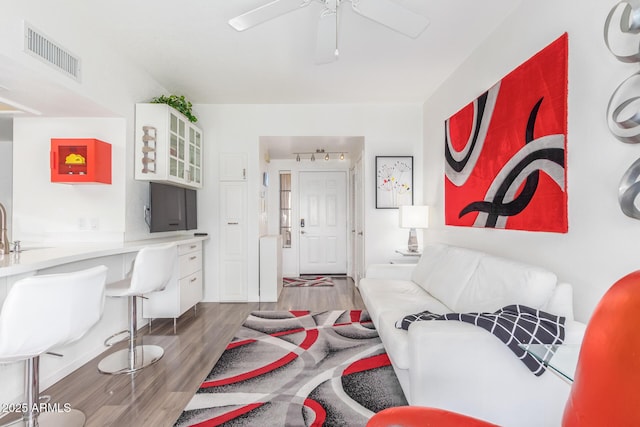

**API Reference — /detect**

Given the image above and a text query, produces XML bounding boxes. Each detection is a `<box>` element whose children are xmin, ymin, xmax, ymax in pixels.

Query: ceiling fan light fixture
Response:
<box><xmin>325</xmin><ymin>152</ymin><xmax>330</xmax><ymax>161</ymax></box>
<box><xmin>230</xmin><ymin>0</ymin><xmax>429</xmax><ymax>63</ymax></box>
<box><xmin>340</xmin><ymin>152</ymin><xmax>344</xmax><ymax>160</ymax></box>
<box><xmin>228</xmin><ymin>0</ymin><xmax>313</xmax><ymax>31</ymax></box>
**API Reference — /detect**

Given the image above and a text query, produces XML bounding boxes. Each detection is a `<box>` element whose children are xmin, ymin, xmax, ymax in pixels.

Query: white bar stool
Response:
<box><xmin>97</xmin><ymin>243</ymin><xmax>177</xmax><ymax>375</ymax></box>
<box><xmin>0</xmin><ymin>265</ymin><xmax>108</xmax><ymax>427</ymax></box>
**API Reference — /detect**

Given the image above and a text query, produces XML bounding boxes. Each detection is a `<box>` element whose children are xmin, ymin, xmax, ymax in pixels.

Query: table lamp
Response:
<box><xmin>399</xmin><ymin>205</ymin><xmax>429</xmax><ymax>252</ymax></box>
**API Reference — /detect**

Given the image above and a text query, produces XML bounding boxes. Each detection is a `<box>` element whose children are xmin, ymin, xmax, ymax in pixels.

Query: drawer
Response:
<box><xmin>178</xmin><ymin>241</ymin><xmax>202</xmax><ymax>256</ymax></box>
<box><xmin>179</xmin><ymin>250</ymin><xmax>201</xmax><ymax>278</ymax></box>
<box><xmin>179</xmin><ymin>270</ymin><xmax>202</xmax><ymax>315</ymax></box>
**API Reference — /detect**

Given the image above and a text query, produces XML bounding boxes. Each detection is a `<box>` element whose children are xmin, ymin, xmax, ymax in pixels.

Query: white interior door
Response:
<box><xmin>349</xmin><ymin>167</ymin><xmax>356</xmax><ymax>279</ymax></box>
<box><xmin>299</xmin><ymin>171</ymin><xmax>347</xmax><ymax>275</ymax></box>
<box><xmin>354</xmin><ymin>158</ymin><xmax>365</xmax><ymax>285</ymax></box>
<box><xmin>219</xmin><ymin>181</ymin><xmax>247</xmax><ymax>301</ymax></box>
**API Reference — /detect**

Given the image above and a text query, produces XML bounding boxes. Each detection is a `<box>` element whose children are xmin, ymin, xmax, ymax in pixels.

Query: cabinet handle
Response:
<box><xmin>190</xmin><ymin>277</ymin><xmax>197</xmax><ymax>283</ymax></box>
<box><xmin>228</xmin><ymin>222</ymin><xmax>238</xmax><ymax>225</ymax></box>
<box><xmin>190</xmin><ymin>245</ymin><xmax>197</xmax><ymax>249</ymax></box>
<box><xmin>189</xmin><ymin>256</ymin><xmax>197</xmax><ymax>261</ymax></box>
<box><xmin>242</xmin><ymin>168</ymin><xmax>246</xmax><ymax>180</ymax></box>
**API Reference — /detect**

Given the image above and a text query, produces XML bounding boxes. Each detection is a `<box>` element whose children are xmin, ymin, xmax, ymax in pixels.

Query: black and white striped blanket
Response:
<box><xmin>395</xmin><ymin>305</ymin><xmax>565</xmax><ymax>376</ymax></box>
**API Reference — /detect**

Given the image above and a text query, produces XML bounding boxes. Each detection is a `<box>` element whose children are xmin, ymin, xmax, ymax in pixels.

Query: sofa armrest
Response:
<box><xmin>406</xmin><ymin>319</ymin><xmax>586</xmax><ymax>426</ymax></box>
<box><xmin>365</xmin><ymin>263</ymin><xmax>415</xmax><ymax>281</ymax></box>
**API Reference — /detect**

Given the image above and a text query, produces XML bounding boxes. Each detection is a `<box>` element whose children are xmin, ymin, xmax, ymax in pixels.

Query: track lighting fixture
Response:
<box><xmin>292</xmin><ymin>148</ymin><xmax>347</xmax><ymax>162</ymax></box>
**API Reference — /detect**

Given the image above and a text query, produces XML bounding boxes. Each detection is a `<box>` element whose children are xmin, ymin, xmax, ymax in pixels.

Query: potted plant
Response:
<box><xmin>150</xmin><ymin>95</ymin><xmax>198</xmax><ymax>123</ymax></box>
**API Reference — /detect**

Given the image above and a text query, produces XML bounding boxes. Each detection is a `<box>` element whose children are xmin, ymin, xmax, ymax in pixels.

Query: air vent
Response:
<box><xmin>24</xmin><ymin>22</ymin><xmax>81</xmax><ymax>82</ymax></box>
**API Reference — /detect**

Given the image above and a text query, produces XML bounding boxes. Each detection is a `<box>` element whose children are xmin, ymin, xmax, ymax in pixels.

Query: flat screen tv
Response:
<box><xmin>149</xmin><ymin>182</ymin><xmax>197</xmax><ymax>232</ymax></box>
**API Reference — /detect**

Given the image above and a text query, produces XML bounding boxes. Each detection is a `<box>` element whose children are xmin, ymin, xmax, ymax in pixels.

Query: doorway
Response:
<box><xmin>298</xmin><ymin>171</ymin><xmax>347</xmax><ymax>275</ymax></box>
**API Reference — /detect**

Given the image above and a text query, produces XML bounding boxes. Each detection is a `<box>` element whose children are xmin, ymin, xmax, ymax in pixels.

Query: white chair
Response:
<box><xmin>97</xmin><ymin>243</ymin><xmax>177</xmax><ymax>375</ymax></box>
<box><xmin>0</xmin><ymin>265</ymin><xmax>108</xmax><ymax>427</ymax></box>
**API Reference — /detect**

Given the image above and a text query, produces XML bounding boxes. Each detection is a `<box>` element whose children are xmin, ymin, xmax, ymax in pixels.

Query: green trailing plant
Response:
<box><xmin>150</xmin><ymin>95</ymin><xmax>198</xmax><ymax>123</ymax></box>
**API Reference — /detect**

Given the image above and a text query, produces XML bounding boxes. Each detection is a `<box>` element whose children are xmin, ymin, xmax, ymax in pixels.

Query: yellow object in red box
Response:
<box><xmin>51</xmin><ymin>138</ymin><xmax>111</xmax><ymax>184</ymax></box>
<box><xmin>65</xmin><ymin>153</ymin><xmax>86</xmax><ymax>165</ymax></box>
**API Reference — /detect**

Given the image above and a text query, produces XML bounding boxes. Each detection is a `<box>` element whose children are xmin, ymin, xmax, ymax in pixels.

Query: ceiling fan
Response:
<box><xmin>228</xmin><ymin>0</ymin><xmax>429</xmax><ymax>64</ymax></box>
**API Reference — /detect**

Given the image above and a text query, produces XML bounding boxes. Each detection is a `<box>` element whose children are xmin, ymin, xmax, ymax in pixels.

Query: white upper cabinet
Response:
<box><xmin>135</xmin><ymin>103</ymin><xmax>203</xmax><ymax>189</ymax></box>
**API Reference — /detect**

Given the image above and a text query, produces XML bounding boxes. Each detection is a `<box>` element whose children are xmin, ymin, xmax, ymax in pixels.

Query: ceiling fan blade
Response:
<box><xmin>229</xmin><ymin>0</ymin><xmax>313</xmax><ymax>31</ymax></box>
<box><xmin>351</xmin><ymin>0</ymin><xmax>429</xmax><ymax>38</ymax></box>
<box><xmin>316</xmin><ymin>7</ymin><xmax>338</xmax><ymax>64</ymax></box>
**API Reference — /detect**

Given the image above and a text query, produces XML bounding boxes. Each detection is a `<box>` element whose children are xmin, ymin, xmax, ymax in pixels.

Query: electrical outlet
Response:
<box><xmin>78</xmin><ymin>217</ymin><xmax>88</xmax><ymax>230</ymax></box>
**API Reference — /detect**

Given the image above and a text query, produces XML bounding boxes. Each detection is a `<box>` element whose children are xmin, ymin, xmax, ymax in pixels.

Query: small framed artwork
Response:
<box><xmin>376</xmin><ymin>156</ymin><xmax>413</xmax><ymax>209</ymax></box>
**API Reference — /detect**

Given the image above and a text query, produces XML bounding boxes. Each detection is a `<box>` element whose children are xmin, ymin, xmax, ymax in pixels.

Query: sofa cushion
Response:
<box><xmin>542</xmin><ymin>282</ymin><xmax>574</xmax><ymax>320</ymax></box>
<box><xmin>358</xmin><ymin>278</ymin><xmax>449</xmax><ymax>327</ymax></box>
<box><xmin>410</xmin><ymin>244</ymin><xmax>446</xmax><ymax>288</ymax></box>
<box><xmin>452</xmin><ymin>254</ymin><xmax>557</xmax><ymax>313</ymax></box>
<box><xmin>412</xmin><ymin>245</ymin><xmax>483</xmax><ymax>309</ymax></box>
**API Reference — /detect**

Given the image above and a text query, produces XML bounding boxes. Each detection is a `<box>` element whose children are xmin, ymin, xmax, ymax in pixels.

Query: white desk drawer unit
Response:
<box><xmin>143</xmin><ymin>241</ymin><xmax>203</xmax><ymax>332</ymax></box>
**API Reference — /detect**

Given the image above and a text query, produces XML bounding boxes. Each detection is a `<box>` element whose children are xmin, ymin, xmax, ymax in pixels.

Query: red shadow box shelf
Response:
<box><xmin>50</xmin><ymin>138</ymin><xmax>112</xmax><ymax>184</ymax></box>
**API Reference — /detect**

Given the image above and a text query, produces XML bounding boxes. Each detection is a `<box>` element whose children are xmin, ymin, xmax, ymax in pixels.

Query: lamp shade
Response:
<box><xmin>399</xmin><ymin>205</ymin><xmax>429</xmax><ymax>229</ymax></box>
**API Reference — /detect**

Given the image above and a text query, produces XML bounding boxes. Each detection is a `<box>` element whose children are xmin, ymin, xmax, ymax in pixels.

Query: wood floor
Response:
<box><xmin>26</xmin><ymin>277</ymin><xmax>365</xmax><ymax>427</ymax></box>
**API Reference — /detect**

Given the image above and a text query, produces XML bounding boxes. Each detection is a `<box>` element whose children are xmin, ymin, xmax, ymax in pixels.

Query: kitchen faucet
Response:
<box><xmin>0</xmin><ymin>202</ymin><xmax>8</xmax><ymax>254</ymax></box>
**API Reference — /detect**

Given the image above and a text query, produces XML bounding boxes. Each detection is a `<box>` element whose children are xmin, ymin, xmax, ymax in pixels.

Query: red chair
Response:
<box><xmin>367</xmin><ymin>270</ymin><xmax>640</xmax><ymax>427</ymax></box>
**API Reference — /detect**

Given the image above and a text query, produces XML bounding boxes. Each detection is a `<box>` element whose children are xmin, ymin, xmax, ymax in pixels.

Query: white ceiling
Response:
<box><xmin>1</xmin><ymin>0</ymin><xmax>520</xmax><ymax>157</ymax></box>
<box><xmin>80</xmin><ymin>0</ymin><xmax>519</xmax><ymax>104</ymax></box>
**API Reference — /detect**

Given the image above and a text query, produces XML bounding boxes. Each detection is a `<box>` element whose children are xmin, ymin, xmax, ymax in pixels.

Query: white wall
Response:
<box><xmin>12</xmin><ymin>118</ymin><xmax>127</xmax><ymax>243</ymax></box>
<box><xmin>196</xmin><ymin>104</ymin><xmax>423</xmax><ymax>301</ymax></box>
<box><xmin>1</xmin><ymin>1</ymin><xmax>169</xmax><ymax>244</ymax></box>
<box><xmin>0</xmin><ymin>1</ymin><xmax>166</xmax><ymax>117</ymax></box>
<box><xmin>422</xmin><ymin>0</ymin><xmax>636</xmax><ymax>322</ymax></box>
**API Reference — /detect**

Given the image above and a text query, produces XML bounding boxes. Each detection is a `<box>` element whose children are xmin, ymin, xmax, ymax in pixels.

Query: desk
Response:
<box><xmin>520</xmin><ymin>343</ymin><xmax>580</xmax><ymax>383</ymax></box>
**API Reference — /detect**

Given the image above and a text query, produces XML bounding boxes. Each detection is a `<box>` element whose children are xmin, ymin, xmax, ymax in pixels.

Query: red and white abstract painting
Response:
<box><xmin>445</xmin><ymin>33</ymin><xmax>568</xmax><ymax>233</ymax></box>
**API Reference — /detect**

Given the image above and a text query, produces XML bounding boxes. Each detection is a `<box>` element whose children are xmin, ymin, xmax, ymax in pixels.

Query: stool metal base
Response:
<box><xmin>97</xmin><ymin>345</ymin><xmax>164</xmax><ymax>375</ymax></box>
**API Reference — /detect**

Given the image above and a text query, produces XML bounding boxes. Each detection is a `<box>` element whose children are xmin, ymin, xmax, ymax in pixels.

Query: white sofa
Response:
<box><xmin>359</xmin><ymin>244</ymin><xmax>586</xmax><ymax>427</ymax></box>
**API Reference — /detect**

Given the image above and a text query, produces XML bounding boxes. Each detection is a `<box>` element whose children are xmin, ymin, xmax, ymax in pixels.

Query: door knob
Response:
<box><xmin>301</xmin><ymin>230</ymin><xmax>306</xmax><ymax>234</ymax></box>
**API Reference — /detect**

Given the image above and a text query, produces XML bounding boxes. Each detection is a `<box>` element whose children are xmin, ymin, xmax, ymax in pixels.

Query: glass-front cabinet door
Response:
<box><xmin>169</xmin><ymin>112</ymin><xmax>186</xmax><ymax>181</ymax></box>
<box><xmin>135</xmin><ymin>103</ymin><xmax>203</xmax><ymax>189</ymax></box>
<box><xmin>188</xmin><ymin>126</ymin><xmax>202</xmax><ymax>186</ymax></box>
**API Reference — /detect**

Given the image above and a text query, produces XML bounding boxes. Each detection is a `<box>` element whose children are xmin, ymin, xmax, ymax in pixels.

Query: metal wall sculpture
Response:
<box><xmin>444</xmin><ymin>34</ymin><xmax>568</xmax><ymax>232</ymax></box>
<box><xmin>606</xmin><ymin>1</ymin><xmax>640</xmax><ymax>218</ymax></box>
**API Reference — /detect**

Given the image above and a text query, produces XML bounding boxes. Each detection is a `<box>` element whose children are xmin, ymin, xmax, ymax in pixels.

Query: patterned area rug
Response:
<box><xmin>283</xmin><ymin>276</ymin><xmax>335</xmax><ymax>287</ymax></box>
<box><xmin>174</xmin><ymin>310</ymin><xmax>407</xmax><ymax>427</ymax></box>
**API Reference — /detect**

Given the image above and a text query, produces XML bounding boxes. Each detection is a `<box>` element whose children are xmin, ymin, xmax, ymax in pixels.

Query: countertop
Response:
<box><xmin>0</xmin><ymin>235</ymin><xmax>208</xmax><ymax>278</ymax></box>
